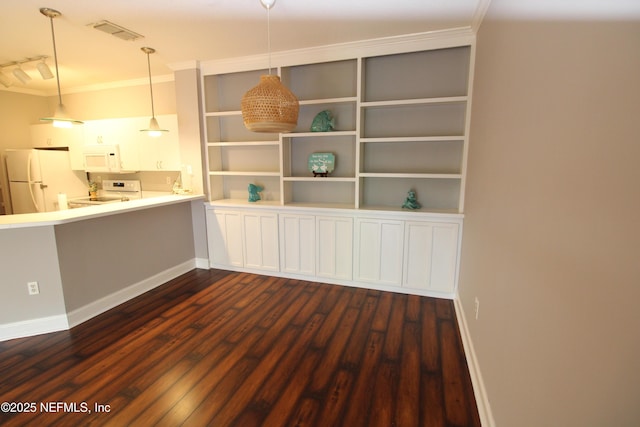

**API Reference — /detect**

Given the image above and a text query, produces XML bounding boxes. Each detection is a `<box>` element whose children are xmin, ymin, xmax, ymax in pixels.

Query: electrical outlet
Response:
<box><xmin>28</xmin><ymin>281</ymin><xmax>40</xmax><ymax>295</ymax></box>
<box><xmin>166</xmin><ymin>176</ymin><xmax>172</xmax><ymax>185</ymax></box>
<box><xmin>474</xmin><ymin>297</ymin><xmax>480</xmax><ymax>320</ymax></box>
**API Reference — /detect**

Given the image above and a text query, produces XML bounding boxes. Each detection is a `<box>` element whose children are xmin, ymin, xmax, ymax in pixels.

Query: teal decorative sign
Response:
<box><xmin>308</xmin><ymin>152</ymin><xmax>335</xmax><ymax>177</ymax></box>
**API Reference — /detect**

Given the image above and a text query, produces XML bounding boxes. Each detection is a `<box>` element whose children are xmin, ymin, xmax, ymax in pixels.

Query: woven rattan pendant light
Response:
<box><xmin>241</xmin><ymin>0</ymin><xmax>298</xmax><ymax>133</ymax></box>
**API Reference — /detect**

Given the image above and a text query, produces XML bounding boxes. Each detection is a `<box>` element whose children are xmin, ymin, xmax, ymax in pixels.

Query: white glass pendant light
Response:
<box><xmin>39</xmin><ymin>7</ymin><xmax>83</xmax><ymax>128</ymax></box>
<box><xmin>140</xmin><ymin>47</ymin><xmax>168</xmax><ymax>137</ymax></box>
<box><xmin>241</xmin><ymin>0</ymin><xmax>299</xmax><ymax>133</ymax></box>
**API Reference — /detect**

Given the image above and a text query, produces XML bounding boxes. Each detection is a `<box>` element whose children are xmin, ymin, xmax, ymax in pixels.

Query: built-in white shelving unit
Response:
<box><xmin>201</xmin><ymin>30</ymin><xmax>476</xmax><ymax>298</ymax></box>
<box><xmin>201</xmin><ymin>33</ymin><xmax>473</xmax><ymax>215</ymax></box>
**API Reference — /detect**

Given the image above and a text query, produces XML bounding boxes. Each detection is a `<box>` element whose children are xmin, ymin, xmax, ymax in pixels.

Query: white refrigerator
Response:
<box><xmin>5</xmin><ymin>149</ymin><xmax>89</xmax><ymax>214</ymax></box>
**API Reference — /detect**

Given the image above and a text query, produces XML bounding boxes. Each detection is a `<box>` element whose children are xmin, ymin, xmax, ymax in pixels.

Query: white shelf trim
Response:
<box><xmin>283</xmin><ymin>177</ymin><xmax>357</xmax><ymax>182</ymax></box>
<box><xmin>283</xmin><ymin>131</ymin><xmax>357</xmax><ymax>138</ymax></box>
<box><xmin>209</xmin><ymin>171</ymin><xmax>280</xmax><ymax>177</ymax></box>
<box><xmin>207</xmin><ymin>141</ymin><xmax>279</xmax><ymax>147</ymax></box>
<box><xmin>361</xmin><ymin>96</ymin><xmax>467</xmax><ymax>108</ymax></box>
<box><xmin>360</xmin><ymin>136</ymin><xmax>464</xmax><ymax>143</ymax></box>
<box><xmin>205</xmin><ymin>110</ymin><xmax>242</xmax><ymax>117</ymax></box>
<box><xmin>359</xmin><ymin>173</ymin><xmax>462</xmax><ymax>179</ymax></box>
<box><xmin>299</xmin><ymin>97</ymin><xmax>358</xmax><ymax>106</ymax></box>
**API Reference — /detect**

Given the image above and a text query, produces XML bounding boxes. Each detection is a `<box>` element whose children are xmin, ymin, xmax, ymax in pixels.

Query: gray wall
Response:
<box><xmin>0</xmin><ymin>226</ymin><xmax>67</xmax><ymax>323</ymax></box>
<box><xmin>55</xmin><ymin>202</ymin><xmax>195</xmax><ymax>312</ymax></box>
<box><xmin>459</xmin><ymin>6</ymin><xmax>640</xmax><ymax>427</ymax></box>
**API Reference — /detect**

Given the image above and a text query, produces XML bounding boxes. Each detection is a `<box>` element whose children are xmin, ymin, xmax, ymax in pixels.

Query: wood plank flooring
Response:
<box><xmin>0</xmin><ymin>269</ymin><xmax>480</xmax><ymax>426</ymax></box>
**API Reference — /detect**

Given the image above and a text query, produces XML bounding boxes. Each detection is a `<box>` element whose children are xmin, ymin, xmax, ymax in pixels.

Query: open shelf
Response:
<box><xmin>202</xmin><ymin>42</ymin><xmax>472</xmax><ymax>215</ymax></box>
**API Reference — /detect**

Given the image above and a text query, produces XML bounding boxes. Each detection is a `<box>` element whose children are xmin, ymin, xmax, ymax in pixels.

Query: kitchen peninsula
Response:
<box><xmin>0</xmin><ymin>194</ymin><xmax>206</xmax><ymax>341</ymax></box>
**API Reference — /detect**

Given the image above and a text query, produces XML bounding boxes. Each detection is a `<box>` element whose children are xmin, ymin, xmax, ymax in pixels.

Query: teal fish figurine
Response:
<box><xmin>310</xmin><ymin>110</ymin><xmax>335</xmax><ymax>132</ymax></box>
<box><xmin>248</xmin><ymin>183</ymin><xmax>263</xmax><ymax>202</ymax></box>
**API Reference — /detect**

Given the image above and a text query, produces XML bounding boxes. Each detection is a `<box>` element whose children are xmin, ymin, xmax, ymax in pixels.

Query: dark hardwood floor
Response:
<box><xmin>0</xmin><ymin>269</ymin><xmax>480</xmax><ymax>426</ymax></box>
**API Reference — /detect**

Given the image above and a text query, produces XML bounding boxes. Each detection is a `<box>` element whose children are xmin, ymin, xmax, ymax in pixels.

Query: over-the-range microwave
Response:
<box><xmin>83</xmin><ymin>144</ymin><xmax>122</xmax><ymax>173</ymax></box>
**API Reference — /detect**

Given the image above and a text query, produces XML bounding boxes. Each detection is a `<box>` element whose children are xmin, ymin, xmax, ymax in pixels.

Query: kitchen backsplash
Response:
<box><xmin>88</xmin><ymin>171</ymin><xmax>181</xmax><ymax>192</ymax></box>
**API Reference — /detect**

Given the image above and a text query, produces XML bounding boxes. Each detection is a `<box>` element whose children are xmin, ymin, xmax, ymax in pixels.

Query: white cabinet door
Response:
<box><xmin>83</xmin><ymin>118</ymin><xmax>143</xmax><ymax>171</ymax></box>
<box><xmin>279</xmin><ymin>214</ymin><xmax>315</xmax><ymax>276</ymax></box>
<box><xmin>206</xmin><ymin>208</ymin><xmax>279</xmax><ymax>272</ymax></box>
<box><xmin>137</xmin><ymin>115</ymin><xmax>181</xmax><ymax>171</ymax></box>
<box><xmin>31</xmin><ymin>124</ymin><xmax>83</xmax><ymax>148</ymax></box>
<box><xmin>206</xmin><ymin>209</ymin><xmax>244</xmax><ymax>268</ymax></box>
<box><xmin>354</xmin><ymin>218</ymin><xmax>404</xmax><ymax>286</ymax></box>
<box><xmin>243</xmin><ymin>212</ymin><xmax>279</xmax><ymax>271</ymax></box>
<box><xmin>316</xmin><ymin>215</ymin><xmax>353</xmax><ymax>280</ymax></box>
<box><xmin>403</xmin><ymin>221</ymin><xmax>459</xmax><ymax>293</ymax></box>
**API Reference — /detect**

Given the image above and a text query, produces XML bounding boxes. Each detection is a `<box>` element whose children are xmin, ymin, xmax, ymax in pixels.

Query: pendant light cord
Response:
<box><xmin>48</xmin><ymin>15</ymin><xmax>63</xmax><ymax>107</ymax></box>
<box><xmin>146</xmin><ymin>52</ymin><xmax>156</xmax><ymax>119</ymax></box>
<box><xmin>267</xmin><ymin>6</ymin><xmax>272</xmax><ymax>75</ymax></box>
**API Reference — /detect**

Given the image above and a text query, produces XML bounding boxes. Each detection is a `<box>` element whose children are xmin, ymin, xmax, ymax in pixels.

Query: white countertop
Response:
<box><xmin>0</xmin><ymin>194</ymin><xmax>205</xmax><ymax>230</ymax></box>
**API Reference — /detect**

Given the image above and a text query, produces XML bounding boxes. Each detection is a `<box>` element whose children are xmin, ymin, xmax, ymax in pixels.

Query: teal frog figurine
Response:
<box><xmin>402</xmin><ymin>190</ymin><xmax>421</xmax><ymax>210</ymax></box>
<box><xmin>248</xmin><ymin>183</ymin><xmax>263</xmax><ymax>202</ymax></box>
<box><xmin>310</xmin><ymin>110</ymin><xmax>335</xmax><ymax>132</ymax></box>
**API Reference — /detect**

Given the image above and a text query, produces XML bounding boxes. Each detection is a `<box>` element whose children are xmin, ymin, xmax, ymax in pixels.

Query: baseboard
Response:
<box><xmin>67</xmin><ymin>259</ymin><xmax>196</xmax><ymax>328</ymax></box>
<box><xmin>453</xmin><ymin>294</ymin><xmax>495</xmax><ymax>427</ymax></box>
<box><xmin>0</xmin><ymin>315</ymin><xmax>69</xmax><ymax>342</ymax></box>
<box><xmin>195</xmin><ymin>257</ymin><xmax>210</xmax><ymax>269</ymax></box>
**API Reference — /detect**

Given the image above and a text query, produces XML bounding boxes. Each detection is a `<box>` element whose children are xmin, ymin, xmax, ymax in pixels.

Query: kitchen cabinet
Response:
<box><xmin>81</xmin><ymin>118</ymin><xmax>141</xmax><ymax>171</ymax></box>
<box><xmin>71</xmin><ymin>115</ymin><xmax>180</xmax><ymax>172</ymax></box>
<box><xmin>30</xmin><ymin>123</ymin><xmax>84</xmax><ymax>149</ymax></box>
<box><xmin>137</xmin><ymin>115</ymin><xmax>182</xmax><ymax>171</ymax></box>
<box><xmin>354</xmin><ymin>218</ymin><xmax>404</xmax><ymax>286</ymax></box>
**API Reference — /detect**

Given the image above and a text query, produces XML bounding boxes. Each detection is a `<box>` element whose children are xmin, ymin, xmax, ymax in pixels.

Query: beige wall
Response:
<box><xmin>0</xmin><ymin>91</ymin><xmax>49</xmax><ymax>149</ymax></box>
<box><xmin>459</xmin><ymin>10</ymin><xmax>640</xmax><ymax>427</ymax></box>
<box><xmin>50</xmin><ymin>80</ymin><xmax>176</xmax><ymax>120</ymax></box>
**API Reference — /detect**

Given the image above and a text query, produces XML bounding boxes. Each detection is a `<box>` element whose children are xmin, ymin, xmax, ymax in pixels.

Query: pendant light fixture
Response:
<box><xmin>39</xmin><ymin>7</ymin><xmax>83</xmax><ymax>128</ymax></box>
<box><xmin>140</xmin><ymin>47</ymin><xmax>168</xmax><ymax>137</ymax></box>
<box><xmin>241</xmin><ymin>0</ymin><xmax>298</xmax><ymax>133</ymax></box>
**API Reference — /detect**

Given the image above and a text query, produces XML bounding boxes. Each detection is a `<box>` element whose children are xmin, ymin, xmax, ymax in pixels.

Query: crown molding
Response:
<box><xmin>200</xmin><ymin>27</ymin><xmax>476</xmax><ymax>75</ymax></box>
<box><xmin>168</xmin><ymin>60</ymin><xmax>200</xmax><ymax>72</ymax></box>
<box><xmin>472</xmin><ymin>0</ymin><xmax>493</xmax><ymax>32</ymax></box>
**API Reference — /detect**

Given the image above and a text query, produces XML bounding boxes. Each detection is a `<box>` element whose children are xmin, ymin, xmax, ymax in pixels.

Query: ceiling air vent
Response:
<box><xmin>90</xmin><ymin>20</ymin><xmax>143</xmax><ymax>41</ymax></box>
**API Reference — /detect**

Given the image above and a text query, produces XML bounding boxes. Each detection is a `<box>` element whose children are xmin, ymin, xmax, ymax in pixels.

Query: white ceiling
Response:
<box><xmin>2</xmin><ymin>0</ymin><xmax>639</xmax><ymax>95</ymax></box>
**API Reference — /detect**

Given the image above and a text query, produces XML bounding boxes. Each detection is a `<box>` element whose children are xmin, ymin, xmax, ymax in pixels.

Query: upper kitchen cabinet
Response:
<box><xmin>73</xmin><ymin>114</ymin><xmax>180</xmax><ymax>172</ymax></box>
<box><xmin>30</xmin><ymin>123</ymin><xmax>83</xmax><ymax>149</ymax></box>
<box><xmin>137</xmin><ymin>115</ymin><xmax>181</xmax><ymax>171</ymax></box>
<box><xmin>82</xmin><ymin>117</ymin><xmax>141</xmax><ymax>171</ymax></box>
